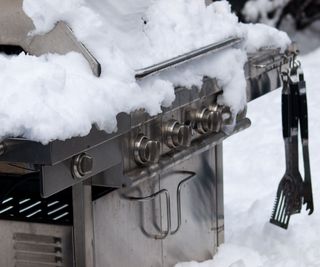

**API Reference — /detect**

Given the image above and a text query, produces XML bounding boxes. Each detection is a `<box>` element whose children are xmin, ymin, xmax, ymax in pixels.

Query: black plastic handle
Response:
<box><xmin>290</xmin><ymin>83</ymin><xmax>300</xmax><ymax>133</ymax></box>
<box><xmin>298</xmin><ymin>80</ymin><xmax>308</xmax><ymax>140</ymax></box>
<box><xmin>282</xmin><ymin>88</ymin><xmax>291</xmax><ymax>139</ymax></box>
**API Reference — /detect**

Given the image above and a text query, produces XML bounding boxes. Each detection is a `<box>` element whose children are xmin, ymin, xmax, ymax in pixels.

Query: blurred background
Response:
<box><xmin>212</xmin><ymin>0</ymin><xmax>320</xmax><ymax>54</ymax></box>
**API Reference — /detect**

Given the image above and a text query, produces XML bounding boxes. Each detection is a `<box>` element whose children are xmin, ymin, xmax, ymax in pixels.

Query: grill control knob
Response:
<box><xmin>196</xmin><ymin>108</ymin><xmax>222</xmax><ymax>134</ymax></box>
<box><xmin>72</xmin><ymin>153</ymin><xmax>93</xmax><ymax>179</ymax></box>
<box><xmin>164</xmin><ymin>120</ymin><xmax>192</xmax><ymax>148</ymax></box>
<box><xmin>134</xmin><ymin>135</ymin><xmax>160</xmax><ymax>165</ymax></box>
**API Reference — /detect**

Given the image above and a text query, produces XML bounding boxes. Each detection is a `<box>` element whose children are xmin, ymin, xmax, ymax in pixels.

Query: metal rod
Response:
<box><xmin>171</xmin><ymin>171</ymin><xmax>196</xmax><ymax>235</ymax></box>
<box><xmin>135</xmin><ymin>37</ymin><xmax>242</xmax><ymax>79</ymax></box>
<box><xmin>124</xmin><ymin>189</ymin><xmax>171</xmax><ymax>240</ymax></box>
<box><xmin>124</xmin><ymin>171</ymin><xmax>196</xmax><ymax>239</ymax></box>
<box><xmin>215</xmin><ymin>143</ymin><xmax>224</xmax><ymax>245</ymax></box>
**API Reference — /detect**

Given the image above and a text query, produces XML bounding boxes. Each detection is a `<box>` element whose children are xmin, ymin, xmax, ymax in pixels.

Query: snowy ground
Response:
<box><xmin>175</xmin><ymin>46</ymin><xmax>320</xmax><ymax>266</ymax></box>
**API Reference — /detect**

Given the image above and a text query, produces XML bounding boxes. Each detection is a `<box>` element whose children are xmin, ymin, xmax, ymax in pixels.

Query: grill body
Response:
<box><xmin>0</xmin><ymin>10</ymin><xmax>294</xmax><ymax>263</ymax></box>
<box><xmin>94</xmin><ymin>146</ymin><xmax>223</xmax><ymax>267</ymax></box>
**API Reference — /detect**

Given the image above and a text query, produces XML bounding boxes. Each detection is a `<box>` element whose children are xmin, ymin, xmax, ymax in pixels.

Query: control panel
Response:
<box><xmin>127</xmin><ymin>84</ymin><xmax>246</xmax><ymax>169</ymax></box>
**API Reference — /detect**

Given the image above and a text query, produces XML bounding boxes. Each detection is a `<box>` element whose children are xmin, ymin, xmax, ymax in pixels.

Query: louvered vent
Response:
<box><xmin>13</xmin><ymin>233</ymin><xmax>64</xmax><ymax>267</ymax></box>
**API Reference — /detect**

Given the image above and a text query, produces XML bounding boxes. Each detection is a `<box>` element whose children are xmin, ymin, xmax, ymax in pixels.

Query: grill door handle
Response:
<box><xmin>171</xmin><ymin>171</ymin><xmax>196</xmax><ymax>235</ymax></box>
<box><xmin>124</xmin><ymin>189</ymin><xmax>171</xmax><ymax>240</ymax></box>
<box><xmin>124</xmin><ymin>170</ymin><xmax>196</xmax><ymax>239</ymax></box>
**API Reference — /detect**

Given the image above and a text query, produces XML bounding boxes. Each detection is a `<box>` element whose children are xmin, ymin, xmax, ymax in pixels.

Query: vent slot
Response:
<box><xmin>0</xmin><ymin>195</ymin><xmax>72</xmax><ymax>224</ymax></box>
<box><xmin>0</xmin><ymin>175</ymin><xmax>73</xmax><ymax>225</ymax></box>
<box><xmin>14</xmin><ymin>233</ymin><xmax>63</xmax><ymax>267</ymax></box>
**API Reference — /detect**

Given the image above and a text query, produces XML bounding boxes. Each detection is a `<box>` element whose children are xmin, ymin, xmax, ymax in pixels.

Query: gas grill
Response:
<box><xmin>0</xmin><ymin>1</ymin><xmax>299</xmax><ymax>267</ymax></box>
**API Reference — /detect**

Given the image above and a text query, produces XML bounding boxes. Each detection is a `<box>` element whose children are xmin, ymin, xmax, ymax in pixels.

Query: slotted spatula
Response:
<box><xmin>270</xmin><ymin>70</ymin><xmax>304</xmax><ymax>229</ymax></box>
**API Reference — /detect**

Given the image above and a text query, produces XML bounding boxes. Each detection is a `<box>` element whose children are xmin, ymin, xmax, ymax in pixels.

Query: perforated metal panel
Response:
<box><xmin>0</xmin><ymin>175</ymin><xmax>73</xmax><ymax>225</ymax></box>
<box><xmin>0</xmin><ymin>195</ymin><xmax>72</xmax><ymax>224</ymax></box>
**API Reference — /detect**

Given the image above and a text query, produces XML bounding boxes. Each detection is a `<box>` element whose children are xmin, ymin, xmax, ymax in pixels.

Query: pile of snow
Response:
<box><xmin>0</xmin><ymin>0</ymin><xmax>290</xmax><ymax>143</ymax></box>
<box><xmin>175</xmin><ymin>46</ymin><xmax>320</xmax><ymax>267</ymax></box>
<box><xmin>242</xmin><ymin>0</ymin><xmax>320</xmax><ymax>54</ymax></box>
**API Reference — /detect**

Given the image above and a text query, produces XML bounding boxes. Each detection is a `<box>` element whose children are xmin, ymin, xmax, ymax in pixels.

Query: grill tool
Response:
<box><xmin>270</xmin><ymin>62</ymin><xmax>314</xmax><ymax>229</ymax></box>
<box><xmin>296</xmin><ymin>67</ymin><xmax>314</xmax><ymax>214</ymax></box>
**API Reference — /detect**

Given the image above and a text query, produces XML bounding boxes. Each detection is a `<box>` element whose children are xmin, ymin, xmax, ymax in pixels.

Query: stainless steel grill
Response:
<box><xmin>0</xmin><ymin>1</ymin><xmax>295</xmax><ymax>266</ymax></box>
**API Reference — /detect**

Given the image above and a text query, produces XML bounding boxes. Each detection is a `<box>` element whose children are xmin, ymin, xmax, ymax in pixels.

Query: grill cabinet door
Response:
<box><xmin>160</xmin><ymin>146</ymin><xmax>222</xmax><ymax>267</ymax></box>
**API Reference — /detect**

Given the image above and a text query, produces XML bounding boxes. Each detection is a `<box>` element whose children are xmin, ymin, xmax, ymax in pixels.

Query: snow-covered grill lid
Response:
<box><xmin>0</xmin><ymin>0</ymin><xmax>101</xmax><ymax>77</ymax></box>
<box><xmin>0</xmin><ymin>0</ymin><xmax>291</xmax><ymax>144</ymax></box>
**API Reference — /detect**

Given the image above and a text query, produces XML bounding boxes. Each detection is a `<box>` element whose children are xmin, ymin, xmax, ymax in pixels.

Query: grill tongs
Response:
<box><xmin>270</xmin><ymin>61</ymin><xmax>314</xmax><ymax>229</ymax></box>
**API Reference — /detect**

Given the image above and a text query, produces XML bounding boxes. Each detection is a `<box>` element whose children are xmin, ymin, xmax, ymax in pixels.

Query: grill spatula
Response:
<box><xmin>270</xmin><ymin>69</ymin><xmax>304</xmax><ymax>229</ymax></box>
<box><xmin>270</xmin><ymin>64</ymin><xmax>314</xmax><ymax>229</ymax></box>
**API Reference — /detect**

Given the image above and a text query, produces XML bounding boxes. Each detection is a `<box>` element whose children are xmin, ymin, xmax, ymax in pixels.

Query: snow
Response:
<box><xmin>0</xmin><ymin>0</ymin><xmax>289</xmax><ymax>143</ymax></box>
<box><xmin>175</xmin><ymin>46</ymin><xmax>320</xmax><ymax>267</ymax></box>
<box><xmin>240</xmin><ymin>23</ymin><xmax>291</xmax><ymax>53</ymax></box>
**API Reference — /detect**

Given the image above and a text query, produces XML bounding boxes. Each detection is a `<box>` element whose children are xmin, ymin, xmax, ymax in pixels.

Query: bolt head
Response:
<box><xmin>72</xmin><ymin>153</ymin><xmax>93</xmax><ymax>179</ymax></box>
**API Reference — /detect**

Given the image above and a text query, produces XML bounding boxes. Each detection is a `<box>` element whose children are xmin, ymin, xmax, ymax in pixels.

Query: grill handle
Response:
<box><xmin>123</xmin><ymin>170</ymin><xmax>196</xmax><ymax>239</ymax></box>
<box><xmin>124</xmin><ymin>189</ymin><xmax>171</xmax><ymax>240</ymax></box>
<box><xmin>171</xmin><ymin>171</ymin><xmax>196</xmax><ymax>235</ymax></box>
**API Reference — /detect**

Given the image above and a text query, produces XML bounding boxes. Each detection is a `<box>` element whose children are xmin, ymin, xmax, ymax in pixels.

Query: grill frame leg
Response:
<box><xmin>72</xmin><ymin>181</ymin><xmax>95</xmax><ymax>267</ymax></box>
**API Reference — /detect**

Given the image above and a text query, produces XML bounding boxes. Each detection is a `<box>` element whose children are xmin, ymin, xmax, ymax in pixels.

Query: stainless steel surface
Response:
<box><xmin>0</xmin><ymin>78</ymin><xmax>227</xmax><ymax>196</ymax></box>
<box><xmin>135</xmin><ymin>37</ymin><xmax>242</xmax><ymax>79</ymax></box>
<box><xmin>160</xmin><ymin>149</ymin><xmax>220</xmax><ymax>266</ymax></box>
<box><xmin>73</xmin><ymin>182</ymin><xmax>94</xmax><ymax>267</ymax></box>
<box><xmin>163</xmin><ymin>120</ymin><xmax>192</xmax><ymax>149</ymax></box>
<box><xmin>0</xmin><ymin>220</ymin><xmax>73</xmax><ymax>267</ymax></box>
<box><xmin>41</xmin><ymin>138</ymin><xmax>122</xmax><ymax>197</ymax></box>
<box><xmin>94</xmin><ymin>177</ymin><xmax>163</xmax><ymax>267</ymax></box>
<box><xmin>93</xmin><ymin>145</ymin><xmax>223</xmax><ymax>267</ymax></box>
<box><xmin>195</xmin><ymin>107</ymin><xmax>222</xmax><ymax>134</ymax></box>
<box><xmin>72</xmin><ymin>153</ymin><xmax>94</xmax><ymax>179</ymax></box>
<box><xmin>0</xmin><ymin>0</ymin><xmax>101</xmax><ymax>77</ymax></box>
<box><xmin>0</xmin><ymin>49</ymin><xmax>288</xmax><ymax>169</ymax></box>
<box><xmin>134</xmin><ymin>134</ymin><xmax>161</xmax><ymax>165</ymax></box>
<box><xmin>246</xmin><ymin>48</ymin><xmax>293</xmax><ymax>101</ymax></box>
<box><xmin>125</xmin><ymin>118</ymin><xmax>251</xmax><ymax>188</ymax></box>
<box><xmin>0</xmin><ymin>22</ymin><xmax>294</xmax><ymax>266</ymax></box>
<box><xmin>215</xmin><ymin>144</ymin><xmax>224</xmax><ymax>245</ymax></box>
